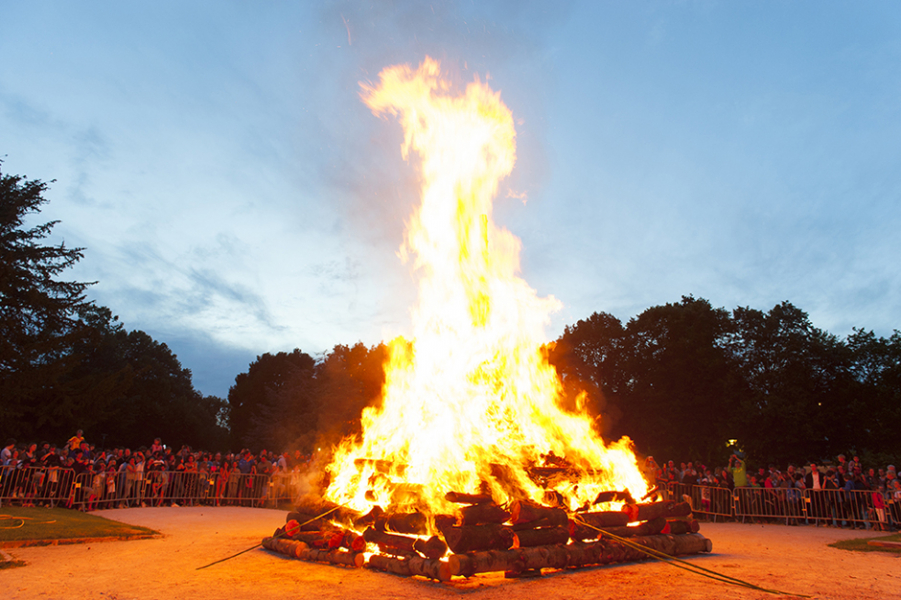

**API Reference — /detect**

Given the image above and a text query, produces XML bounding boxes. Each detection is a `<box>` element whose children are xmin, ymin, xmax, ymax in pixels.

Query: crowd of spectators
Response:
<box><xmin>0</xmin><ymin>431</ymin><xmax>314</xmax><ymax>510</ymax></box>
<box><xmin>4</xmin><ymin>430</ymin><xmax>900</xmax><ymax>533</ymax></box>
<box><xmin>644</xmin><ymin>453</ymin><xmax>901</xmax><ymax>531</ymax></box>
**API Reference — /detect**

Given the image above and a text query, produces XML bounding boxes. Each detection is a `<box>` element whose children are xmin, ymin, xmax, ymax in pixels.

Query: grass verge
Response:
<box><xmin>829</xmin><ymin>532</ymin><xmax>901</xmax><ymax>554</ymax></box>
<box><xmin>0</xmin><ymin>506</ymin><xmax>158</xmax><ymax>547</ymax></box>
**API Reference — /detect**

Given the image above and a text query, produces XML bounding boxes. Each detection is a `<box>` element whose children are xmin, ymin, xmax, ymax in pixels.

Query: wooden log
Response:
<box><xmin>459</xmin><ymin>503</ymin><xmax>511</xmax><ymax>526</ymax></box>
<box><xmin>286</xmin><ymin>511</ymin><xmax>337</xmax><ymax>532</ymax></box>
<box><xmin>264</xmin><ymin>536</ymin><xmax>364</xmax><ymax>566</ymax></box>
<box><xmin>662</xmin><ymin>519</ymin><xmax>700</xmax><ymax>535</ymax></box>
<box><xmin>377</xmin><ymin>511</ymin><xmax>428</xmax><ymax>535</ymax></box>
<box><xmin>603</xmin><ymin>517</ymin><xmax>667</xmax><ymax>538</ymax></box>
<box><xmin>292</xmin><ymin>498</ymin><xmax>360</xmax><ymax>525</ymax></box>
<box><xmin>622</xmin><ymin>500</ymin><xmax>692</xmax><ymax>523</ymax></box>
<box><xmin>509</xmin><ymin>500</ymin><xmax>567</xmax><ymax>526</ymax></box>
<box><xmin>353</xmin><ymin>505</ymin><xmax>384</xmax><ymax>529</ymax></box>
<box><xmin>442</xmin><ymin>524</ymin><xmax>514</xmax><ymax>554</ymax></box>
<box><xmin>445</xmin><ymin>491</ymin><xmax>493</xmax><ymax>504</ymax></box>
<box><xmin>408</xmin><ymin>556</ymin><xmax>453</xmax><ymax>581</ymax></box>
<box><xmin>290</xmin><ymin>531</ymin><xmax>335</xmax><ymax>549</ymax></box>
<box><xmin>513</xmin><ymin>526</ymin><xmax>570</xmax><ymax>548</ymax></box>
<box><xmin>366</xmin><ymin>554</ymin><xmax>451</xmax><ymax>581</ymax></box>
<box><xmin>413</xmin><ymin>535</ymin><xmax>448</xmax><ymax>560</ymax></box>
<box><xmin>569</xmin><ymin>510</ymin><xmax>629</xmax><ymax>529</ymax></box>
<box><xmin>512</xmin><ymin>514</ymin><xmax>570</xmax><ymax>531</ymax></box>
<box><xmin>593</xmin><ymin>490</ymin><xmax>635</xmax><ymax>505</ymax></box>
<box><xmin>327</xmin><ymin>531</ymin><xmax>367</xmax><ymax>552</ymax></box>
<box><xmin>363</xmin><ymin>526</ymin><xmax>416</xmax><ymax>554</ymax></box>
<box><xmin>433</xmin><ymin>514</ymin><xmax>457</xmax><ymax>533</ymax></box>
<box><xmin>263</xmin><ymin>536</ymin><xmax>308</xmax><ymax>557</ymax></box>
<box><xmin>298</xmin><ymin>548</ymin><xmax>365</xmax><ymax>568</ymax></box>
<box><xmin>568</xmin><ymin>517</ymin><xmax>666</xmax><ymax>542</ymax></box>
<box><xmin>448</xmin><ymin>533</ymin><xmax>712</xmax><ymax>577</ymax></box>
<box><xmin>543</xmin><ymin>490</ymin><xmax>567</xmax><ymax>508</ymax></box>
<box><xmin>367</xmin><ymin>553</ymin><xmax>410</xmax><ymax>576</ymax></box>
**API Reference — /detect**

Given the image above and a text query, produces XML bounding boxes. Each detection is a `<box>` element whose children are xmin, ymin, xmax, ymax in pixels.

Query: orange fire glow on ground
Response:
<box><xmin>324</xmin><ymin>57</ymin><xmax>647</xmax><ymax>525</ymax></box>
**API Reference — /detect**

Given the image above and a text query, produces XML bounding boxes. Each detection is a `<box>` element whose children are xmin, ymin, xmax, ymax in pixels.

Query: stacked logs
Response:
<box><xmin>261</xmin><ymin>494</ymin><xmax>711</xmax><ymax>581</ymax></box>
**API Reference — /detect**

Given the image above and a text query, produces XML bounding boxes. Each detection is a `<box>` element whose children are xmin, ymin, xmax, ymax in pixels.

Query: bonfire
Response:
<box><xmin>263</xmin><ymin>57</ymin><xmax>711</xmax><ymax>580</ymax></box>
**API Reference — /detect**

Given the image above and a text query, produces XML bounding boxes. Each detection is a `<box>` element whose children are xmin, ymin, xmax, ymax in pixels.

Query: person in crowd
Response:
<box><xmin>805</xmin><ymin>463</ymin><xmax>827</xmax><ymax>526</ymax></box>
<box><xmin>1</xmin><ymin>438</ymin><xmax>16</xmax><ymax>466</ymax></box>
<box><xmin>728</xmin><ymin>452</ymin><xmax>748</xmax><ymax>487</ymax></box>
<box><xmin>66</xmin><ymin>430</ymin><xmax>84</xmax><ymax>458</ymax></box>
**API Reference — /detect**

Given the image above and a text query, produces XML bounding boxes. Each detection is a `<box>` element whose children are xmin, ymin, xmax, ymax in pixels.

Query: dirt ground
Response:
<box><xmin>0</xmin><ymin>506</ymin><xmax>897</xmax><ymax>600</ymax></box>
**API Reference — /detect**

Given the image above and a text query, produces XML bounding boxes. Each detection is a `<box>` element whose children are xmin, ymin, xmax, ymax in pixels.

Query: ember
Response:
<box><xmin>262</xmin><ymin>57</ymin><xmax>712</xmax><ymax>579</ymax></box>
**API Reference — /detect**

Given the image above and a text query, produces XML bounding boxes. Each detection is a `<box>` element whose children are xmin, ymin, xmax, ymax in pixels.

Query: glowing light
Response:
<box><xmin>325</xmin><ymin>57</ymin><xmax>647</xmax><ymax>522</ymax></box>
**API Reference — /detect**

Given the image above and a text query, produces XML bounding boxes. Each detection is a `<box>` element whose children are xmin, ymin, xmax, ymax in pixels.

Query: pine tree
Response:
<box><xmin>0</xmin><ymin>166</ymin><xmax>93</xmax><ymax>439</ymax></box>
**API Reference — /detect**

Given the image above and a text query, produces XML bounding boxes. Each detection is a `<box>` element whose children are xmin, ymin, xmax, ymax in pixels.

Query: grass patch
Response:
<box><xmin>0</xmin><ymin>506</ymin><xmax>157</xmax><ymax>546</ymax></box>
<box><xmin>829</xmin><ymin>532</ymin><xmax>901</xmax><ymax>554</ymax></box>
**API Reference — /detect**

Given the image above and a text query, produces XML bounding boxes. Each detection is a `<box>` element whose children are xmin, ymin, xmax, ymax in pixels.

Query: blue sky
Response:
<box><xmin>2</xmin><ymin>1</ymin><xmax>899</xmax><ymax>398</ymax></box>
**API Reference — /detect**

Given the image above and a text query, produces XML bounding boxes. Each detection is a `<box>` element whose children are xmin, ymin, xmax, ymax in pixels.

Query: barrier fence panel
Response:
<box><xmin>667</xmin><ymin>482</ymin><xmax>735</xmax><ymax>521</ymax></box>
<box><xmin>733</xmin><ymin>486</ymin><xmax>805</xmax><ymax>525</ymax></box>
<box><xmin>0</xmin><ymin>466</ymin><xmax>78</xmax><ymax>508</ymax></box>
<box><xmin>5</xmin><ymin>465</ymin><xmax>893</xmax><ymax>530</ymax></box>
<box><xmin>805</xmin><ymin>488</ymin><xmax>890</xmax><ymax>530</ymax></box>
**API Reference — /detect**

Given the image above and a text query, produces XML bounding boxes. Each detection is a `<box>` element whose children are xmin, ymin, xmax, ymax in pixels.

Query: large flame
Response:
<box><xmin>325</xmin><ymin>57</ymin><xmax>646</xmax><ymax>520</ymax></box>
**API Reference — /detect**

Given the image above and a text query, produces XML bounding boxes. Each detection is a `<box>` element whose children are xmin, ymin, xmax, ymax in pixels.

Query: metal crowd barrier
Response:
<box><xmin>0</xmin><ymin>465</ymin><xmax>296</xmax><ymax>510</ymax></box>
<box><xmin>668</xmin><ymin>482</ymin><xmax>734</xmax><ymax>521</ymax></box>
<box><xmin>666</xmin><ymin>481</ymin><xmax>897</xmax><ymax>530</ymax></box>
<box><xmin>2</xmin><ymin>464</ymin><xmax>896</xmax><ymax>531</ymax></box>
<box><xmin>0</xmin><ymin>465</ymin><xmax>76</xmax><ymax>508</ymax></box>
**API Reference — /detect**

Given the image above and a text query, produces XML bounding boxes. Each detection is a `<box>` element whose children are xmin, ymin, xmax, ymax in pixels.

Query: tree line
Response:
<box><xmin>3</xmin><ymin>165</ymin><xmax>898</xmax><ymax>466</ymax></box>
<box><xmin>549</xmin><ymin>297</ymin><xmax>901</xmax><ymax>467</ymax></box>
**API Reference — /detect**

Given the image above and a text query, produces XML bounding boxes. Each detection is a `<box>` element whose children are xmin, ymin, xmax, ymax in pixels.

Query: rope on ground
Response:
<box><xmin>195</xmin><ymin>505</ymin><xmax>343</xmax><ymax>570</ymax></box>
<box><xmin>570</xmin><ymin>515</ymin><xmax>810</xmax><ymax>598</ymax></box>
<box><xmin>0</xmin><ymin>514</ymin><xmax>58</xmax><ymax>529</ymax></box>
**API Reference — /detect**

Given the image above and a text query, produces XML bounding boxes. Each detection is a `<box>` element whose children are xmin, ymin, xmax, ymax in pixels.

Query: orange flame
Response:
<box><xmin>325</xmin><ymin>57</ymin><xmax>647</xmax><ymax>519</ymax></box>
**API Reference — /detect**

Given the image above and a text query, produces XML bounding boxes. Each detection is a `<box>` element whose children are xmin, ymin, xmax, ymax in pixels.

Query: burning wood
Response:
<box><xmin>262</xmin><ymin>537</ymin><xmax>365</xmax><ymax>568</ymax></box>
<box><xmin>376</xmin><ymin>511</ymin><xmax>428</xmax><ymax>534</ymax></box>
<box><xmin>362</xmin><ymin>526</ymin><xmax>417</xmax><ymax>554</ymax></box>
<box><xmin>447</xmin><ymin>533</ymin><xmax>713</xmax><ymax>577</ymax></box>
<box><xmin>509</xmin><ymin>500</ymin><xmax>568</xmax><ymax>526</ymax></box>
<box><xmin>258</xmin><ymin>58</ymin><xmax>715</xmax><ymax>583</ymax></box>
<box><xmin>442</xmin><ymin>523</ymin><xmax>514</xmax><ymax>553</ymax></box>
<box><xmin>458</xmin><ymin>503</ymin><xmax>510</xmax><ymax>526</ymax></box>
<box><xmin>444</xmin><ymin>491</ymin><xmax>492</xmax><ymax>504</ymax></box>
<box><xmin>265</xmin><ymin>495</ymin><xmax>710</xmax><ymax>580</ymax></box>
<box><xmin>622</xmin><ymin>500</ymin><xmax>692</xmax><ymax>523</ymax></box>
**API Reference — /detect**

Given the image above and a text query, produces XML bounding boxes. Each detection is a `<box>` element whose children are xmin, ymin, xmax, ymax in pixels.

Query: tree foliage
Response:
<box><xmin>227</xmin><ymin>343</ymin><xmax>387</xmax><ymax>453</ymax></box>
<box><xmin>551</xmin><ymin>297</ymin><xmax>901</xmax><ymax>466</ymax></box>
<box><xmin>0</xmin><ymin>166</ymin><xmax>226</xmax><ymax>449</ymax></box>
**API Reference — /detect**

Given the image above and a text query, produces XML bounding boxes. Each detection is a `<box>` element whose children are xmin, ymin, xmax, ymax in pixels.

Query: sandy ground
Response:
<box><xmin>1</xmin><ymin>507</ymin><xmax>898</xmax><ymax>600</ymax></box>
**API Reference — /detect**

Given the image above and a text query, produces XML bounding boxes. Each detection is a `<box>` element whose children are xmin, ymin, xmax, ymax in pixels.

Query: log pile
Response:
<box><xmin>262</xmin><ymin>492</ymin><xmax>712</xmax><ymax>581</ymax></box>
